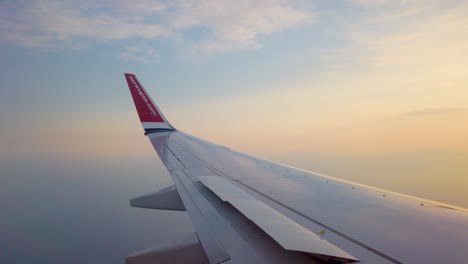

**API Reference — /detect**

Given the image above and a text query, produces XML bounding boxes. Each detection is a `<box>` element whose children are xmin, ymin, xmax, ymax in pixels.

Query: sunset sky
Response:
<box><xmin>1</xmin><ymin>0</ymin><xmax>467</xmax><ymax>207</ymax></box>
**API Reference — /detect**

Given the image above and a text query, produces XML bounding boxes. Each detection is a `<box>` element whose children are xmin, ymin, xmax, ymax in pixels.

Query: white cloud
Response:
<box><xmin>0</xmin><ymin>0</ymin><xmax>167</xmax><ymax>48</ymax></box>
<box><xmin>174</xmin><ymin>0</ymin><xmax>313</xmax><ymax>54</ymax></box>
<box><xmin>278</xmin><ymin>0</ymin><xmax>468</xmax><ymax>133</ymax></box>
<box><xmin>0</xmin><ymin>0</ymin><xmax>314</xmax><ymax>56</ymax></box>
<box><xmin>315</xmin><ymin>1</ymin><xmax>468</xmax><ymax>73</ymax></box>
<box><xmin>119</xmin><ymin>46</ymin><xmax>159</xmax><ymax>63</ymax></box>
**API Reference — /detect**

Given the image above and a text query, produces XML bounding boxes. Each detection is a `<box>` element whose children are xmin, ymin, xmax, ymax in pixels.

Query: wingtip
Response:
<box><xmin>124</xmin><ymin>73</ymin><xmax>175</xmax><ymax>131</ymax></box>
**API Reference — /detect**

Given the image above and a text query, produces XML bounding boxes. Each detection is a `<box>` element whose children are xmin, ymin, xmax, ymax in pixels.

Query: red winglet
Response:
<box><xmin>125</xmin><ymin>73</ymin><xmax>174</xmax><ymax>131</ymax></box>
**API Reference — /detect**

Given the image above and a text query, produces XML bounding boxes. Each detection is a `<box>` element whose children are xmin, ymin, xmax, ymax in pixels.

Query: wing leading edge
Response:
<box><xmin>123</xmin><ymin>73</ymin><xmax>468</xmax><ymax>264</ymax></box>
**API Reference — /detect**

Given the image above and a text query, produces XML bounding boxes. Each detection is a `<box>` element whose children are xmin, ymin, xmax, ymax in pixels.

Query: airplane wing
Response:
<box><xmin>123</xmin><ymin>73</ymin><xmax>468</xmax><ymax>264</ymax></box>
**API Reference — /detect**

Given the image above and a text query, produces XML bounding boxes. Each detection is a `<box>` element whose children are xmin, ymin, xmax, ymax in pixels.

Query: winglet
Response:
<box><xmin>124</xmin><ymin>73</ymin><xmax>175</xmax><ymax>134</ymax></box>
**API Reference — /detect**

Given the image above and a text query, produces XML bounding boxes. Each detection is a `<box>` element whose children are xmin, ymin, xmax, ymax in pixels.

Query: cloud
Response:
<box><xmin>306</xmin><ymin>1</ymin><xmax>468</xmax><ymax>112</ymax></box>
<box><xmin>402</xmin><ymin>107</ymin><xmax>467</xmax><ymax>117</ymax></box>
<box><xmin>314</xmin><ymin>1</ymin><xmax>468</xmax><ymax>71</ymax></box>
<box><xmin>0</xmin><ymin>0</ymin><xmax>313</xmax><ymax>55</ymax></box>
<box><xmin>118</xmin><ymin>46</ymin><xmax>159</xmax><ymax>63</ymax></box>
<box><xmin>0</xmin><ymin>0</ymin><xmax>167</xmax><ymax>48</ymax></box>
<box><xmin>180</xmin><ymin>0</ymin><xmax>314</xmax><ymax>55</ymax></box>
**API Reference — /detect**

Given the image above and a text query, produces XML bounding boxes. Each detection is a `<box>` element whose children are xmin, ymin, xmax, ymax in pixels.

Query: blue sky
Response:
<box><xmin>1</xmin><ymin>0</ymin><xmax>468</xmax><ymax>206</ymax></box>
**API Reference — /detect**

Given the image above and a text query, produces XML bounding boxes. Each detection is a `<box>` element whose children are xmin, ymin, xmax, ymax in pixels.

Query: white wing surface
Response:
<box><xmin>124</xmin><ymin>73</ymin><xmax>468</xmax><ymax>264</ymax></box>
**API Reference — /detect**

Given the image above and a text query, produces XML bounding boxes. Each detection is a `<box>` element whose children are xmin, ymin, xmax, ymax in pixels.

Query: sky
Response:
<box><xmin>2</xmin><ymin>0</ymin><xmax>467</xmax><ymax>201</ymax></box>
<box><xmin>0</xmin><ymin>1</ymin><xmax>468</xmax><ymax>261</ymax></box>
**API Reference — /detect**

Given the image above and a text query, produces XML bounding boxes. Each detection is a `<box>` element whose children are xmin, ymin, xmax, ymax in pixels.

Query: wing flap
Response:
<box><xmin>198</xmin><ymin>176</ymin><xmax>359</xmax><ymax>263</ymax></box>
